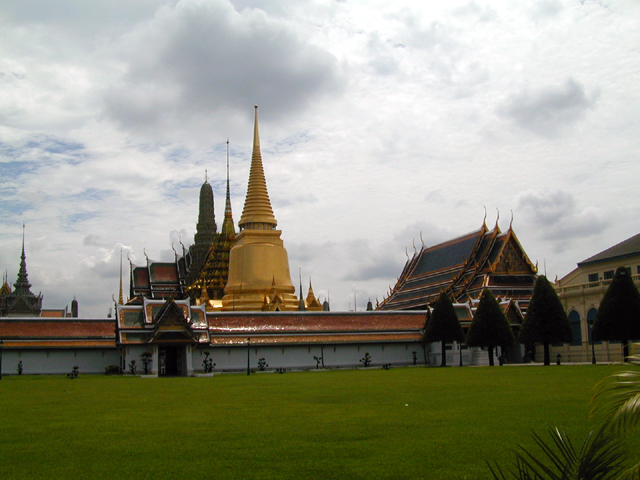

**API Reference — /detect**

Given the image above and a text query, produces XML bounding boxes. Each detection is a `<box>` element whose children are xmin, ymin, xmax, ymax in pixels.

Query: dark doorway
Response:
<box><xmin>159</xmin><ymin>346</ymin><xmax>183</xmax><ymax>376</ymax></box>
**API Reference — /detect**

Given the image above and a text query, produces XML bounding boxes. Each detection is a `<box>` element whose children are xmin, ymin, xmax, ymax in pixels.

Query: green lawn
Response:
<box><xmin>0</xmin><ymin>365</ymin><xmax>637</xmax><ymax>479</ymax></box>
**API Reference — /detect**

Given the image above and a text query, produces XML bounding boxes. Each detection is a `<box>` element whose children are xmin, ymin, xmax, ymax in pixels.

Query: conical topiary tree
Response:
<box><xmin>592</xmin><ymin>266</ymin><xmax>640</xmax><ymax>361</ymax></box>
<box><xmin>518</xmin><ymin>275</ymin><xmax>572</xmax><ymax>365</ymax></box>
<box><xmin>424</xmin><ymin>292</ymin><xmax>465</xmax><ymax>367</ymax></box>
<box><xmin>466</xmin><ymin>289</ymin><xmax>515</xmax><ymax>366</ymax></box>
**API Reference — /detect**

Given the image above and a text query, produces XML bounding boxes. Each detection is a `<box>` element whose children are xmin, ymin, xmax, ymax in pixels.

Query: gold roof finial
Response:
<box><xmin>238</xmin><ymin>105</ymin><xmax>277</xmax><ymax>229</ymax></box>
<box><xmin>118</xmin><ymin>249</ymin><xmax>124</xmax><ymax>305</ymax></box>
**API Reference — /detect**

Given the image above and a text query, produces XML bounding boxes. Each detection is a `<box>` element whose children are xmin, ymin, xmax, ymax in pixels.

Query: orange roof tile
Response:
<box><xmin>0</xmin><ymin>319</ymin><xmax>115</xmax><ymax>339</ymax></box>
<box><xmin>209</xmin><ymin>332</ymin><xmax>422</xmax><ymax>345</ymax></box>
<box><xmin>206</xmin><ymin>311</ymin><xmax>426</xmax><ymax>334</ymax></box>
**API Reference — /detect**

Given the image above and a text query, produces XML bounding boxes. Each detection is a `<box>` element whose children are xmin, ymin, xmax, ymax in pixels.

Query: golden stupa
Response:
<box><xmin>222</xmin><ymin>106</ymin><xmax>298</xmax><ymax>311</ymax></box>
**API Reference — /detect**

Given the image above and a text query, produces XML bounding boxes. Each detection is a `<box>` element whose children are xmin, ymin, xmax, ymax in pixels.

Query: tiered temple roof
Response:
<box><xmin>129</xmin><ymin>258</ymin><xmax>187</xmax><ymax>303</ymax></box>
<box><xmin>378</xmin><ymin>221</ymin><xmax>537</xmax><ymax>312</ymax></box>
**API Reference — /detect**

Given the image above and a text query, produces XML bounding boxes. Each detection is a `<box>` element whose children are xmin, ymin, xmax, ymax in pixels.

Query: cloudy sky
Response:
<box><xmin>1</xmin><ymin>0</ymin><xmax>639</xmax><ymax>317</ymax></box>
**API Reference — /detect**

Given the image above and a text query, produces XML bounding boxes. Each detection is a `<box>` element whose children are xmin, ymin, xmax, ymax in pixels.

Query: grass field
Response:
<box><xmin>0</xmin><ymin>365</ymin><xmax>638</xmax><ymax>479</ymax></box>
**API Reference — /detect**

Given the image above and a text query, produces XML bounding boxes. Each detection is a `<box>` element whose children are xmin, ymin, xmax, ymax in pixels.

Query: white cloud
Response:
<box><xmin>517</xmin><ymin>190</ymin><xmax>609</xmax><ymax>250</ymax></box>
<box><xmin>0</xmin><ymin>0</ymin><xmax>639</xmax><ymax>315</ymax></box>
<box><xmin>499</xmin><ymin>78</ymin><xmax>598</xmax><ymax>137</ymax></box>
<box><xmin>103</xmin><ymin>0</ymin><xmax>345</xmax><ymax>141</ymax></box>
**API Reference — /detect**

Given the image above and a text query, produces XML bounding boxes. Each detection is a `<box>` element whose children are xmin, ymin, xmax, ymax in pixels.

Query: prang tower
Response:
<box><xmin>222</xmin><ymin>106</ymin><xmax>298</xmax><ymax>311</ymax></box>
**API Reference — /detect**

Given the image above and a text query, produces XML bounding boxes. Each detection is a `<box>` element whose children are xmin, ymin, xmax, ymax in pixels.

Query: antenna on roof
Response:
<box><xmin>544</xmin><ymin>259</ymin><xmax>547</xmax><ymax>277</ymax></box>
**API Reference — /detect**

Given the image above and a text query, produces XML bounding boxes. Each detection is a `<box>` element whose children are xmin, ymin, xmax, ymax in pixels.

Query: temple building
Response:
<box><xmin>127</xmin><ymin>143</ymin><xmax>236</xmax><ymax>308</ymax></box>
<box><xmin>378</xmin><ymin>220</ymin><xmax>538</xmax><ymax>313</ymax></box>
<box><xmin>185</xmin><ymin>141</ymin><xmax>237</xmax><ymax>308</ymax></box>
<box><xmin>222</xmin><ymin>106</ymin><xmax>299</xmax><ymax>311</ymax></box>
<box><xmin>1</xmin><ymin>231</ymin><xmax>43</xmax><ymax>317</ymax></box>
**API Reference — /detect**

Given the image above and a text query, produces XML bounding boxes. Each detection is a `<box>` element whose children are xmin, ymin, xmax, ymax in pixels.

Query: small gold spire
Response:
<box><xmin>118</xmin><ymin>249</ymin><xmax>124</xmax><ymax>305</ymax></box>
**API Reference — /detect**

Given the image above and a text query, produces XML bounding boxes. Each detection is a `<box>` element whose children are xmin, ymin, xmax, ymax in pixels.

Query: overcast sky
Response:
<box><xmin>1</xmin><ymin>0</ymin><xmax>639</xmax><ymax>317</ymax></box>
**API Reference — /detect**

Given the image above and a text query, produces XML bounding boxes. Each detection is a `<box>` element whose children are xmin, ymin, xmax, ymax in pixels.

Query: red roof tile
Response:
<box><xmin>209</xmin><ymin>332</ymin><xmax>422</xmax><ymax>345</ymax></box>
<box><xmin>206</xmin><ymin>311</ymin><xmax>426</xmax><ymax>334</ymax></box>
<box><xmin>0</xmin><ymin>319</ymin><xmax>115</xmax><ymax>339</ymax></box>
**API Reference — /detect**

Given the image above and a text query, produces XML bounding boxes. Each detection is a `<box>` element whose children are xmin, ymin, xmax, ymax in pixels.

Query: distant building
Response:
<box><xmin>378</xmin><ymin>221</ymin><xmax>537</xmax><ymax>363</ymax></box>
<box><xmin>127</xmin><ymin>143</ymin><xmax>236</xmax><ymax>309</ymax></box>
<box><xmin>0</xmin><ymin>233</ymin><xmax>42</xmax><ymax>317</ymax></box>
<box><xmin>378</xmin><ymin>221</ymin><xmax>538</xmax><ymax>312</ymax></box>
<box><xmin>554</xmin><ymin>233</ymin><xmax>640</xmax><ymax>363</ymax></box>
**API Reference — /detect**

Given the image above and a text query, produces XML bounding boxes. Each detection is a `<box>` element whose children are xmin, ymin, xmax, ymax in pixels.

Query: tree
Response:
<box><xmin>592</xmin><ymin>266</ymin><xmax>640</xmax><ymax>361</ymax></box>
<box><xmin>466</xmin><ymin>289</ymin><xmax>515</xmax><ymax>366</ymax></box>
<box><xmin>424</xmin><ymin>292</ymin><xmax>465</xmax><ymax>367</ymax></box>
<box><xmin>519</xmin><ymin>275</ymin><xmax>572</xmax><ymax>366</ymax></box>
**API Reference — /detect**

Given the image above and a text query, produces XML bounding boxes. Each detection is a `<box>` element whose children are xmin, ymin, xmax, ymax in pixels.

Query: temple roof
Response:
<box><xmin>207</xmin><ymin>311</ymin><xmax>425</xmax><ymax>334</ymax></box>
<box><xmin>379</xmin><ymin>222</ymin><xmax>537</xmax><ymax>311</ymax></box>
<box><xmin>578</xmin><ymin>232</ymin><xmax>640</xmax><ymax>266</ymax></box>
<box><xmin>0</xmin><ymin>319</ymin><xmax>115</xmax><ymax>348</ymax></box>
<box><xmin>206</xmin><ymin>310</ymin><xmax>426</xmax><ymax>345</ymax></box>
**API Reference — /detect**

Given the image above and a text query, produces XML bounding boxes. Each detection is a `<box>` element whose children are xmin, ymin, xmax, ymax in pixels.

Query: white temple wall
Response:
<box><xmin>1</xmin><ymin>349</ymin><xmax>119</xmax><ymax>375</ymax></box>
<box><xmin>197</xmin><ymin>342</ymin><xmax>428</xmax><ymax>373</ymax></box>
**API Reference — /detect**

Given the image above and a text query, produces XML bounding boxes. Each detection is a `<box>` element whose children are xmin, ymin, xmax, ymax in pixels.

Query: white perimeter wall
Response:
<box><xmin>1</xmin><ymin>342</ymin><xmax>503</xmax><ymax>375</ymax></box>
<box><xmin>1</xmin><ymin>349</ymin><xmax>120</xmax><ymax>375</ymax></box>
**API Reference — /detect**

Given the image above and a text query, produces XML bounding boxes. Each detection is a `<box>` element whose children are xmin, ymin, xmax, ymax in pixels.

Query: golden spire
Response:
<box><xmin>238</xmin><ymin>105</ymin><xmax>277</xmax><ymax>230</ymax></box>
<box><xmin>221</xmin><ymin>138</ymin><xmax>236</xmax><ymax>237</ymax></box>
<box><xmin>118</xmin><ymin>249</ymin><xmax>124</xmax><ymax>305</ymax></box>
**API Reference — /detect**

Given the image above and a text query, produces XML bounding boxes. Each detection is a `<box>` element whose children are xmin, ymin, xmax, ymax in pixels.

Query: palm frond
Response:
<box><xmin>593</xmin><ymin>343</ymin><xmax>640</xmax><ymax>433</ymax></box>
<box><xmin>491</xmin><ymin>426</ymin><xmax>626</xmax><ymax>480</ymax></box>
<box><xmin>618</xmin><ymin>461</ymin><xmax>640</xmax><ymax>480</ymax></box>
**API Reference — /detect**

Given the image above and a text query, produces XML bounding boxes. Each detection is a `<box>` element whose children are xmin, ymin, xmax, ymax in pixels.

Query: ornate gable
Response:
<box><xmin>262</xmin><ymin>292</ymin><xmax>286</xmax><ymax>311</ymax></box>
<box><xmin>493</xmin><ymin>234</ymin><xmax>537</xmax><ymax>275</ymax></box>
<box><xmin>150</xmin><ymin>299</ymin><xmax>198</xmax><ymax>343</ymax></box>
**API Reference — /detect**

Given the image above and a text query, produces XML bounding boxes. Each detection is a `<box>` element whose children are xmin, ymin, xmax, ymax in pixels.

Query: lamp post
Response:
<box><xmin>0</xmin><ymin>340</ymin><xmax>4</xmax><ymax>380</ymax></box>
<box><xmin>588</xmin><ymin>320</ymin><xmax>596</xmax><ymax>364</ymax></box>
<box><xmin>247</xmin><ymin>337</ymin><xmax>251</xmax><ymax>376</ymax></box>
